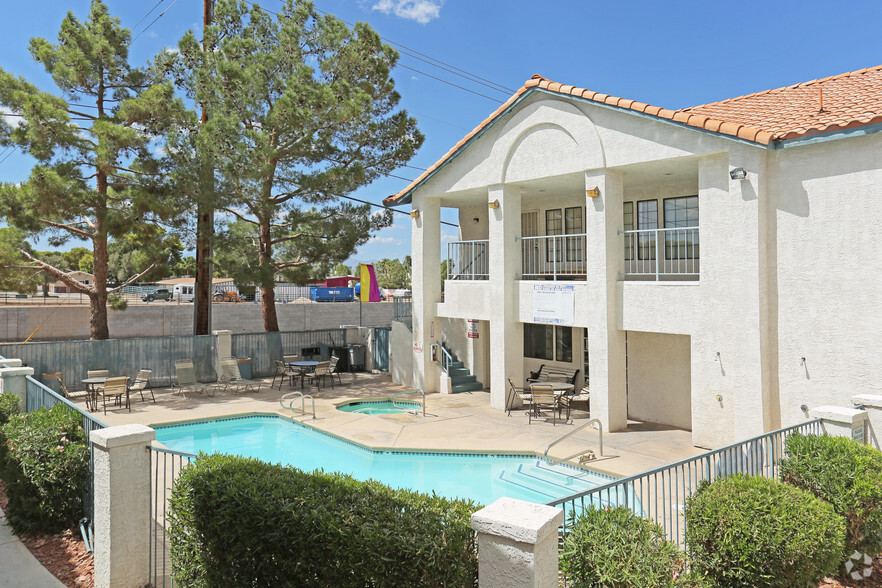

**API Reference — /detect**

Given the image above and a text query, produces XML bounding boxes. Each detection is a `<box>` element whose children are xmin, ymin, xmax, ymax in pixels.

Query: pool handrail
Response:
<box><xmin>392</xmin><ymin>389</ymin><xmax>425</xmax><ymax>417</ymax></box>
<box><xmin>280</xmin><ymin>391</ymin><xmax>316</xmax><ymax>419</ymax></box>
<box><xmin>544</xmin><ymin>418</ymin><xmax>603</xmax><ymax>465</ymax></box>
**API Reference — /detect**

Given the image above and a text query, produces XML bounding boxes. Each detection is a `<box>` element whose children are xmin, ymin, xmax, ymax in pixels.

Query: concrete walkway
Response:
<box><xmin>0</xmin><ymin>510</ymin><xmax>65</xmax><ymax>587</ymax></box>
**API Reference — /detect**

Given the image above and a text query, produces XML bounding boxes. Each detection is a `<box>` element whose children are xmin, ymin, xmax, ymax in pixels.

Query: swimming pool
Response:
<box><xmin>337</xmin><ymin>400</ymin><xmax>421</xmax><ymax>415</ymax></box>
<box><xmin>154</xmin><ymin>415</ymin><xmax>612</xmax><ymax>505</ymax></box>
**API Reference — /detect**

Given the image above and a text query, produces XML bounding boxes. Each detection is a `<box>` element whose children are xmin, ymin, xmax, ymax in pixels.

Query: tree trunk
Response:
<box><xmin>258</xmin><ymin>219</ymin><xmax>279</xmax><ymax>332</ymax></box>
<box><xmin>90</xmin><ymin>234</ymin><xmax>110</xmax><ymax>340</ymax></box>
<box><xmin>193</xmin><ymin>204</ymin><xmax>213</xmax><ymax>335</ymax></box>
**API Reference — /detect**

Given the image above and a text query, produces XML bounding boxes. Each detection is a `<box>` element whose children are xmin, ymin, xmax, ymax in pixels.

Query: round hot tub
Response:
<box><xmin>337</xmin><ymin>400</ymin><xmax>421</xmax><ymax>415</ymax></box>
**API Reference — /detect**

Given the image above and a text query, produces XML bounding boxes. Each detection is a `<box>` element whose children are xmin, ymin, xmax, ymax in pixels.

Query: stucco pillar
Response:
<box><xmin>811</xmin><ymin>406</ymin><xmax>869</xmax><ymax>442</ymax></box>
<box><xmin>0</xmin><ymin>360</ymin><xmax>34</xmax><ymax>411</ymax></box>
<box><xmin>852</xmin><ymin>394</ymin><xmax>882</xmax><ymax>450</ymax></box>
<box><xmin>212</xmin><ymin>329</ymin><xmax>232</xmax><ymax>381</ymax></box>
<box><xmin>412</xmin><ymin>195</ymin><xmax>441</xmax><ymax>392</ymax></box>
<box><xmin>488</xmin><ymin>184</ymin><xmax>523</xmax><ymax>410</ymax></box>
<box><xmin>584</xmin><ymin>170</ymin><xmax>627</xmax><ymax>432</ymax></box>
<box><xmin>90</xmin><ymin>424</ymin><xmax>155</xmax><ymax>588</ymax></box>
<box><xmin>471</xmin><ymin>497</ymin><xmax>564</xmax><ymax>588</ymax></box>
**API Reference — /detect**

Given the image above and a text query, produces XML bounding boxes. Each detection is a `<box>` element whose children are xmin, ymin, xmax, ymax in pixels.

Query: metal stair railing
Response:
<box><xmin>392</xmin><ymin>389</ymin><xmax>425</xmax><ymax>417</ymax></box>
<box><xmin>280</xmin><ymin>391</ymin><xmax>316</xmax><ymax>419</ymax></box>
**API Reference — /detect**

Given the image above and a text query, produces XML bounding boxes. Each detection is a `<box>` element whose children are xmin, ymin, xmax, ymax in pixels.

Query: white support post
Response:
<box><xmin>811</xmin><ymin>405</ymin><xmax>869</xmax><ymax>443</ymax></box>
<box><xmin>470</xmin><ymin>497</ymin><xmax>564</xmax><ymax>588</ymax></box>
<box><xmin>90</xmin><ymin>424</ymin><xmax>155</xmax><ymax>588</ymax></box>
<box><xmin>0</xmin><ymin>361</ymin><xmax>34</xmax><ymax>411</ymax></box>
<box><xmin>213</xmin><ymin>329</ymin><xmax>232</xmax><ymax>381</ymax></box>
<box><xmin>852</xmin><ymin>394</ymin><xmax>882</xmax><ymax>450</ymax></box>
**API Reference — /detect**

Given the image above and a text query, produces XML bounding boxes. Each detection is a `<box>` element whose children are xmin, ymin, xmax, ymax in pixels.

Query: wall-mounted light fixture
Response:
<box><xmin>410</xmin><ymin>209</ymin><xmax>420</xmax><ymax>219</ymax></box>
<box><xmin>715</xmin><ymin>394</ymin><xmax>723</xmax><ymax>402</ymax></box>
<box><xmin>472</xmin><ymin>217</ymin><xmax>480</xmax><ymax>224</ymax></box>
<box><xmin>800</xmin><ymin>356</ymin><xmax>806</xmax><ymax>366</ymax></box>
<box><xmin>800</xmin><ymin>404</ymin><xmax>809</xmax><ymax>415</ymax></box>
<box><xmin>729</xmin><ymin>168</ymin><xmax>747</xmax><ymax>180</ymax></box>
<box><xmin>586</xmin><ymin>186</ymin><xmax>601</xmax><ymax>198</ymax></box>
<box><xmin>488</xmin><ymin>199</ymin><xmax>500</xmax><ymax>209</ymax></box>
<box><xmin>714</xmin><ymin>351</ymin><xmax>721</xmax><ymax>362</ymax></box>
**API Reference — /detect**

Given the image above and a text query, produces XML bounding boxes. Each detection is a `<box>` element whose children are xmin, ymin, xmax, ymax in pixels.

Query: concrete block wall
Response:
<box><xmin>0</xmin><ymin>302</ymin><xmax>394</xmax><ymax>342</ymax></box>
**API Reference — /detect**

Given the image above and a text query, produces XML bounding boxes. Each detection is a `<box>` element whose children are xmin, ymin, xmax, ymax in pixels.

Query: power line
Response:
<box><xmin>396</xmin><ymin>63</ymin><xmax>501</xmax><ymax>103</ymax></box>
<box><xmin>132</xmin><ymin>0</ymin><xmax>183</xmax><ymax>43</ymax></box>
<box><xmin>130</xmin><ymin>0</ymin><xmax>166</xmax><ymax>34</ymax></box>
<box><xmin>338</xmin><ymin>193</ymin><xmax>458</xmax><ymax>228</ymax></box>
<box><xmin>0</xmin><ymin>147</ymin><xmax>17</xmax><ymax>165</ymax></box>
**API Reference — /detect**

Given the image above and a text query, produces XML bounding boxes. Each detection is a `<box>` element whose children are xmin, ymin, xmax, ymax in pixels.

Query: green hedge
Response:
<box><xmin>781</xmin><ymin>432</ymin><xmax>882</xmax><ymax>559</ymax></box>
<box><xmin>560</xmin><ymin>505</ymin><xmax>692</xmax><ymax>588</ymax></box>
<box><xmin>0</xmin><ymin>404</ymin><xmax>90</xmax><ymax>534</ymax></box>
<box><xmin>685</xmin><ymin>474</ymin><xmax>845</xmax><ymax>588</ymax></box>
<box><xmin>0</xmin><ymin>392</ymin><xmax>20</xmax><ymax>475</ymax></box>
<box><xmin>168</xmin><ymin>453</ymin><xmax>479</xmax><ymax>587</ymax></box>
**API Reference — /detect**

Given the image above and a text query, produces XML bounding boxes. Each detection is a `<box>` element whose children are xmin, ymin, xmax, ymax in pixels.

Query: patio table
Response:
<box><xmin>81</xmin><ymin>376</ymin><xmax>130</xmax><ymax>412</ymax></box>
<box><xmin>289</xmin><ymin>361</ymin><xmax>319</xmax><ymax>388</ymax></box>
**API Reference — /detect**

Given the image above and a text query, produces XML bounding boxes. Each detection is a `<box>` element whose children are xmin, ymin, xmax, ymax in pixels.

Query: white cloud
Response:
<box><xmin>367</xmin><ymin>235</ymin><xmax>401</xmax><ymax>245</ymax></box>
<box><xmin>372</xmin><ymin>0</ymin><xmax>443</xmax><ymax>24</ymax></box>
<box><xmin>3</xmin><ymin>113</ymin><xmax>23</xmax><ymax>129</ymax></box>
<box><xmin>163</xmin><ymin>47</ymin><xmax>179</xmax><ymax>55</ymax></box>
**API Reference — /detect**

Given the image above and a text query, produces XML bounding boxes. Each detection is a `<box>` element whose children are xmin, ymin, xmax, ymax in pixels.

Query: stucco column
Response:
<box><xmin>90</xmin><ymin>424</ymin><xmax>155</xmax><ymax>588</ymax></box>
<box><xmin>471</xmin><ymin>497</ymin><xmax>564</xmax><ymax>588</ymax></box>
<box><xmin>852</xmin><ymin>394</ymin><xmax>882</xmax><ymax>450</ymax></box>
<box><xmin>488</xmin><ymin>184</ymin><xmax>523</xmax><ymax>410</ymax></box>
<box><xmin>584</xmin><ymin>170</ymin><xmax>627</xmax><ymax>432</ymax></box>
<box><xmin>213</xmin><ymin>329</ymin><xmax>232</xmax><ymax>381</ymax></box>
<box><xmin>412</xmin><ymin>195</ymin><xmax>441</xmax><ymax>392</ymax></box>
<box><xmin>0</xmin><ymin>360</ymin><xmax>33</xmax><ymax>411</ymax></box>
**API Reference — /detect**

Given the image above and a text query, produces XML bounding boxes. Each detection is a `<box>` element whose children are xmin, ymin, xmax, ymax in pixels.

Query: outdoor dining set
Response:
<box><xmin>271</xmin><ymin>354</ymin><xmax>344</xmax><ymax>391</ymax></box>
<box><xmin>506</xmin><ymin>365</ymin><xmax>590</xmax><ymax>426</ymax></box>
<box><xmin>45</xmin><ymin>369</ymin><xmax>154</xmax><ymax>415</ymax></box>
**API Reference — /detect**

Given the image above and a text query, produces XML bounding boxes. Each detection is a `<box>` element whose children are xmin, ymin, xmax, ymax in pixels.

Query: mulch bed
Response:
<box><xmin>0</xmin><ymin>480</ymin><xmax>93</xmax><ymax>587</ymax></box>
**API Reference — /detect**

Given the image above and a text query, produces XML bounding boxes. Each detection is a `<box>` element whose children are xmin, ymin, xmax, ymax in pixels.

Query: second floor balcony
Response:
<box><xmin>442</xmin><ymin>227</ymin><xmax>700</xmax><ymax>286</ymax></box>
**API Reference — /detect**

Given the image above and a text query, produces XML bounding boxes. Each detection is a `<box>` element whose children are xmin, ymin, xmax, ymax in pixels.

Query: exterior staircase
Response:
<box><xmin>443</xmin><ymin>344</ymin><xmax>484</xmax><ymax>393</ymax></box>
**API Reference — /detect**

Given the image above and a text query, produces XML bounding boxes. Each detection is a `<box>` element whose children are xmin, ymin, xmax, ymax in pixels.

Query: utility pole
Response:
<box><xmin>193</xmin><ymin>0</ymin><xmax>214</xmax><ymax>335</ymax></box>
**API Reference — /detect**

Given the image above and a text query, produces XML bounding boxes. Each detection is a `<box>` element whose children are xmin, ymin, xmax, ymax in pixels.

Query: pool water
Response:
<box><xmin>154</xmin><ymin>415</ymin><xmax>611</xmax><ymax>506</ymax></box>
<box><xmin>337</xmin><ymin>400</ymin><xmax>421</xmax><ymax>415</ymax></box>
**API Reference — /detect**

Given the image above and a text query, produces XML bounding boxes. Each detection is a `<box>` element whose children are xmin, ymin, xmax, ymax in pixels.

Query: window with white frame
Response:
<box><xmin>623</xmin><ymin>202</ymin><xmax>634</xmax><ymax>261</ymax></box>
<box><xmin>663</xmin><ymin>195</ymin><xmax>699</xmax><ymax>259</ymax></box>
<box><xmin>637</xmin><ymin>199</ymin><xmax>658</xmax><ymax>260</ymax></box>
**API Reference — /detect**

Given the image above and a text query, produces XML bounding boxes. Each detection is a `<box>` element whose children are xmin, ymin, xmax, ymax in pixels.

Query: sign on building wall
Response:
<box><xmin>467</xmin><ymin>320</ymin><xmax>479</xmax><ymax>339</ymax></box>
<box><xmin>533</xmin><ymin>284</ymin><xmax>575</xmax><ymax>325</ymax></box>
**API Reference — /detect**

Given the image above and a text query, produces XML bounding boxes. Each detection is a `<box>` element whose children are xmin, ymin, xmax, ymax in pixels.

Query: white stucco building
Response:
<box><xmin>385</xmin><ymin>65</ymin><xmax>882</xmax><ymax>449</ymax></box>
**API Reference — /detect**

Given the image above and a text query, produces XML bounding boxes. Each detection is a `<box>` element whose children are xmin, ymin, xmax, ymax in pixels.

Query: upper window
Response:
<box><xmin>564</xmin><ymin>207</ymin><xmax>583</xmax><ymax>262</ymax></box>
<box><xmin>663</xmin><ymin>196</ymin><xmax>699</xmax><ymax>259</ymax></box>
<box><xmin>623</xmin><ymin>202</ymin><xmax>634</xmax><ymax>261</ymax></box>
<box><xmin>637</xmin><ymin>200</ymin><xmax>658</xmax><ymax>260</ymax></box>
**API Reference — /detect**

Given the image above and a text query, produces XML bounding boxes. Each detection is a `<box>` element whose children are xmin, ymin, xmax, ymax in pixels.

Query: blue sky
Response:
<box><xmin>2</xmin><ymin>0</ymin><xmax>881</xmax><ymax>269</ymax></box>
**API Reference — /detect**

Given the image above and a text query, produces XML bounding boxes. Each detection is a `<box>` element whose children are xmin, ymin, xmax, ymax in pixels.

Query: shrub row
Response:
<box><xmin>0</xmin><ymin>398</ymin><xmax>90</xmax><ymax>534</ymax></box>
<box><xmin>562</xmin><ymin>434</ymin><xmax>882</xmax><ymax>588</ymax></box>
<box><xmin>168</xmin><ymin>453</ymin><xmax>479</xmax><ymax>587</ymax></box>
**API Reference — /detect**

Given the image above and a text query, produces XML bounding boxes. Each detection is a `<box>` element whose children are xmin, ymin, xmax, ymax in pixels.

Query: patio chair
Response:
<box><xmin>559</xmin><ymin>386</ymin><xmax>590</xmax><ymax>421</ymax></box>
<box><xmin>328</xmin><ymin>355</ymin><xmax>343</xmax><ymax>385</ymax></box>
<box><xmin>272</xmin><ymin>359</ymin><xmax>299</xmax><ymax>390</ymax></box>
<box><xmin>283</xmin><ymin>354</ymin><xmax>299</xmax><ymax>364</ymax></box>
<box><xmin>173</xmin><ymin>359</ymin><xmax>210</xmax><ymax>398</ymax></box>
<box><xmin>54</xmin><ymin>373</ymin><xmax>93</xmax><ymax>410</ymax></box>
<box><xmin>129</xmin><ymin>369</ymin><xmax>155</xmax><ymax>403</ymax></box>
<box><xmin>528</xmin><ymin>384</ymin><xmax>559</xmax><ymax>426</ymax></box>
<box><xmin>87</xmin><ymin>369</ymin><xmax>110</xmax><ymax>392</ymax></box>
<box><xmin>219</xmin><ymin>357</ymin><xmax>261</xmax><ymax>394</ymax></box>
<box><xmin>309</xmin><ymin>360</ymin><xmax>333</xmax><ymax>389</ymax></box>
<box><xmin>506</xmin><ymin>378</ymin><xmax>531</xmax><ymax>417</ymax></box>
<box><xmin>99</xmin><ymin>376</ymin><xmax>129</xmax><ymax>415</ymax></box>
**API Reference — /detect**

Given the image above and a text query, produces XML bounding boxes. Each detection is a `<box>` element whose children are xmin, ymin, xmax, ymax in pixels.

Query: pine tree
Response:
<box><xmin>0</xmin><ymin>1</ymin><xmax>184</xmax><ymax>339</ymax></box>
<box><xmin>161</xmin><ymin>0</ymin><xmax>422</xmax><ymax>331</ymax></box>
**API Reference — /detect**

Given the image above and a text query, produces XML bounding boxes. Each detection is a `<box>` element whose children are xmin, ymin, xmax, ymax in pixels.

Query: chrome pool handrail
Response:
<box><xmin>544</xmin><ymin>418</ymin><xmax>603</xmax><ymax>465</ymax></box>
<box><xmin>280</xmin><ymin>391</ymin><xmax>316</xmax><ymax>419</ymax></box>
<box><xmin>392</xmin><ymin>389</ymin><xmax>425</xmax><ymax>417</ymax></box>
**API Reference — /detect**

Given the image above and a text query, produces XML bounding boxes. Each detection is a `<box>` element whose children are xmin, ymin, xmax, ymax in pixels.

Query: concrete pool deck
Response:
<box><xmin>87</xmin><ymin>371</ymin><xmax>705</xmax><ymax>479</ymax></box>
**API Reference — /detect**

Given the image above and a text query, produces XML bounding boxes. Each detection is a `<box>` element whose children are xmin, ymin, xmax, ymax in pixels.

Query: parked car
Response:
<box><xmin>142</xmin><ymin>288</ymin><xmax>172</xmax><ymax>302</ymax></box>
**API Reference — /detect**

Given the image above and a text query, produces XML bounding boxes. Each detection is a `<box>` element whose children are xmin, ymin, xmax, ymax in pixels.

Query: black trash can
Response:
<box><xmin>347</xmin><ymin>344</ymin><xmax>366</xmax><ymax>372</ymax></box>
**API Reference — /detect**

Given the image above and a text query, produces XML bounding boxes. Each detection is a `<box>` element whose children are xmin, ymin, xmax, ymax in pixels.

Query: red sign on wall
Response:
<box><xmin>467</xmin><ymin>320</ymin><xmax>479</xmax><ymax>339</ymax></box>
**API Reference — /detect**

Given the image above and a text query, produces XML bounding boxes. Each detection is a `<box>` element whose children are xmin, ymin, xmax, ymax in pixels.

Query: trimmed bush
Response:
<box><xmin>0</xmin><ymin>392</ymin><xmax>20</xmax><ymax>474</ymax></box>
<box><xmin>781</xmin><ymin>432</ymin><xmax>882</xmax><ymax>559</ymax></box>
<box><xmin>685</xmin><ymin>474</ymin><xmax>845</xmax><ymax>588</ymax></box>
<box><xmin>168</xmin><ymin>453</ymin><xmax>478</xmax><ymax>587</ymax></box>
<box><xmin>560</xmin><ymin>505</ymin><xmax>687</xmax><ymax>588</ymax></box>
<box><xmin>0</xmin><ymin>405</ymin><xmax>90</xmax><ymax>533</ymax></box>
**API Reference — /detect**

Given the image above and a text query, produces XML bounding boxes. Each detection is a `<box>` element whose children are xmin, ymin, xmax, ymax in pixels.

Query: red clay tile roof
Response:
<box><xmin>385</xmin><ymin>65</ymin><xmax>882</xmax><ymax>205</ymax></box>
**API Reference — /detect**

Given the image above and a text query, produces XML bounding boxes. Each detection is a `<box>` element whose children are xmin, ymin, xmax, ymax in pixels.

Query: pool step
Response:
<box><xmin>500</xmin><ymin>462</ymin><xmax>599</xmax><ymax>498</ymax></box>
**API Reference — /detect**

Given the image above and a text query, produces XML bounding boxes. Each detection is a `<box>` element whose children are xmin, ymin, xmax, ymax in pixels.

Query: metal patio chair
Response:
<box><xmin>220</xmin><ymin>357</ymin><xmax>261</xmax><ymax>394</ymax></box>
<box><xmin>173</xmin><ymin>359</ymin><xmax>211</xmax><ymax>398</ymax></box>
<box><xmin>99</xmin><ymin>376</ymin><xmax>129</xmax><ymax>415</ymax></box>
<box><xmin>54</xmin><ymin>373</ymin><xmax>93</xmax><ymax>411</ymax></box>
<box><xmin>309</xmin><ymin>360</ymin><xmax>333</xmax><ymax>389</ymax></box>
<box><xmin>528</xmin><ymin>384</ymin><xmax>559</xmax><ymax>426</ymax></box>
<box><xmin>506</xmin><ymin>378</ymin><xmax>531</xmax><ymax>417</ymax></box>
<box><xmin>129</xmin><ymin>369</ymin><xmax>155</xmax><ymax>403</ymax></box>
<box><xmin>272</xmin><ymin>359</ymin><xmax>299</xmax><ymax>390</ymax></box>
